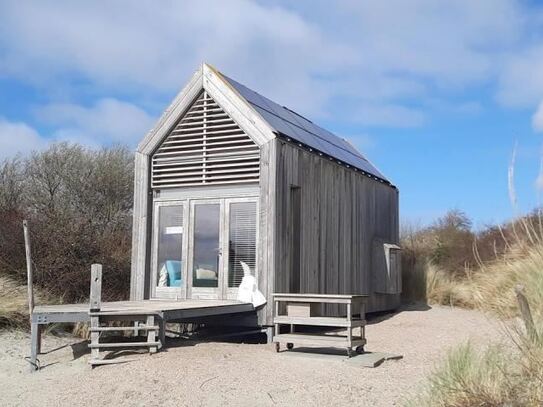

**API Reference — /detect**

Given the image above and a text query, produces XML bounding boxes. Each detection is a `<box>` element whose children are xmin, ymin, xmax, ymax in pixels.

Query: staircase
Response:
<box><xmin>87</xmin><ymin>264</ymin><xmax>162</xmax><ymax>367</ymax></box>
<box><xmin>88</xmin><ymin>311</ymin><xmax>161</xmax><ymax>366</ymax></box>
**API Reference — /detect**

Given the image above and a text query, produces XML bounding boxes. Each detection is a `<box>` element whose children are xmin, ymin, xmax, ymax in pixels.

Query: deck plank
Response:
<box><xmin>33</xmin><ymin>300</ymin><xmax>254</xmax><ymax>324</ymax></box>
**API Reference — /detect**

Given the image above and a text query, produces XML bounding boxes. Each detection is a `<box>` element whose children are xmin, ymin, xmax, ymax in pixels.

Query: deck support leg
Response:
<box><xmin>90</xmin><ymin>315</ymin><xmax>100</xmax><ymax>366</ymax></box>
<box><xmin>147</xmin><ymin>315</ymin><xmax>157</xmax><ymax>354</ymax></box>
<box><xmin>347</xmin><ymin>303</ymin><xmax>353</xmax><ymax>357</ymax></box>
<box><xmin>29</xmin><ymin>322</ymin><xmax>40</xmax><ymax>372</ymax></box>
<box><xmin>36</xmin><ymin>324</ymin><xmax>42</xmax><ymax>354</ymax></box>
<box><xmin>159</xmin><ymin>317</ymin><xmax>166</xmax><ymax>349</ymax></box>
<box><xmin>265</xmin><ymin>326</ymin><xmax>274</xmax><ymax>344</ymax></box>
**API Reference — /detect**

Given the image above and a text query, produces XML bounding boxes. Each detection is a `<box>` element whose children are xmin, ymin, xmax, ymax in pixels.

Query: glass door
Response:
<box><xmin>188</xmin><ymin>200</ymin><xmax>223</xmax><ymax>299</ymax></box>
<box><xmin>151</xmin><ymin>201</ymin><xmax>188</xmax><ymax>299</ymax></box>
<box><xmin>187</xmin><ymin>197</ymin><xmax>258</xmax><ymax>300</ymax></box>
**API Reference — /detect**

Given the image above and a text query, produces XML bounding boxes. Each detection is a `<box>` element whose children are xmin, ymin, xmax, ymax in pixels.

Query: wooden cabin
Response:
<box><xmin>130</xmin><ymin>63</ymin><xmax>400</xmax><ymax>328</ymax></box>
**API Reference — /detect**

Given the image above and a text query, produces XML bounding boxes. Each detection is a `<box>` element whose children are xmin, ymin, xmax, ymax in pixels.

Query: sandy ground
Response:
<box><xmin>0</xmin><ymin>305</ymin><xmax>503</xmax><ymax>407</ymax></box>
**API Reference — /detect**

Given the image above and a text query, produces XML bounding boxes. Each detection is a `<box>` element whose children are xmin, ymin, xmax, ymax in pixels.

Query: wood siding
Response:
<box><xmin>256</xmin><ymin>140</ymin><xmax>277</xmax><ymax>325</ymax></box>
<box><xmin>270</xmin><ymin>139</ymin><xmax>400</xmax><ymax>319</ymax></box>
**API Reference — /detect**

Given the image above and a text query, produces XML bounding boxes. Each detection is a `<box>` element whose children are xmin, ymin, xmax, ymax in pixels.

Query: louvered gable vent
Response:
<box><xmin>152</xmin><ymin>91</ymin><xmax>260</xmax><ymax>188</ymax></box>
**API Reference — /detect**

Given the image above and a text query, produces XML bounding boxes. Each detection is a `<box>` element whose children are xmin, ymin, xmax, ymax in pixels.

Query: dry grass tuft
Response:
<box><xmin>0</xmin><ymin>275</ymin><xmax>54</xmax><ymax>329</ymax></box>
<box><xmin>0</xmin><ymin>275</ymin><xmax>90</xmax><ymax>337</ymax></box>
<box><xmin>422</xmin><ymin>242</ymin><xmax>543</xmax><ymax>318</ymax></box>
<box><xmin>409</xmin><ymin>325</ymin><xmax>543</xmax><ymax>407</ymax></box>
<box><xmin>0</xmin><ymin>276</ymin><xmax>30</xmax><ymax>329</ymax></box>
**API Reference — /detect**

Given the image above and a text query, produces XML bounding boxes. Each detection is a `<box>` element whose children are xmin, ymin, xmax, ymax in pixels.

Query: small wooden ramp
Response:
<box><xmin>87</xmin><ymin>265</ymin><xmax>159</xmax><ymax>366</ymax></box>
<box><xmin>280</xmin><ymin>347</ymin><xmax>403</xmax><ymax>368</ymax></box>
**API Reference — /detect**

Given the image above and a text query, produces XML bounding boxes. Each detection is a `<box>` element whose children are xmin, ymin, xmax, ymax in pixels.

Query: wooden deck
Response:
<box><xmin>29</xmin><ymin>299</ymin><xmax>257</xmax><ymax>371</ymax></box>
<box><xmin>33</xmin><ymin>299</ymin><xmax>254</xmax><ymax>324</ymax></box>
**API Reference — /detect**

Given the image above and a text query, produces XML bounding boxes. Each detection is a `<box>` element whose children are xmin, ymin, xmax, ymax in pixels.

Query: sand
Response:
<box><xmin>0</xmin><ymin>305</ymin><xmax>503</xmax><ymax>406</ymax></box>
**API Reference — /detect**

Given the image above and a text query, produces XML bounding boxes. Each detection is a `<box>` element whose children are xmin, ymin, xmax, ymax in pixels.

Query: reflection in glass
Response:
<box><xmin>192</xmin><ymin>204</ymin><xmax>220</xmax><ymax>287</ymax></box>
<box><xmin>156</xmin><ymin>205</ymin><xmax>183</xmax><ymax>288</ymax></box>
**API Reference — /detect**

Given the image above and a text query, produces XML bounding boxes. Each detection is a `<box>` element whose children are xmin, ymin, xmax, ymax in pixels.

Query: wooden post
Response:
<box><xmin>158</xmin><ymin>318</ymin><xmax>166</xmax><ymax>349</ymax></box>
<box><xmin>89</xmin><ymin>264</ymin><xmax>102</xmax><ymax>365</ymax></box>
<box><xmin>515</xmin><ymin>284</ymin><xmax>538</xmax><ymax>342</ymax></box>
<box><xmin>147</xmin><ymin>315</ymin><xmax>157</xmax><ymax>354</ymax></box>
<box><xmin>90</xmin><ymin>264</ymin><xmax>102</xmax><ymax>312</ymax></box>
<box><xmin>23</xmin><ymin>220</ymin><xmax>34</xmax><ymax>317</ymax></box>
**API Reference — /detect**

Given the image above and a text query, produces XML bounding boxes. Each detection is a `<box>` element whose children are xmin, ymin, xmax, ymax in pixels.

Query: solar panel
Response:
<box><xmin>221</xmin><ymin>74</ymin><xmax>390</xmax><ymax>183</ymax></box>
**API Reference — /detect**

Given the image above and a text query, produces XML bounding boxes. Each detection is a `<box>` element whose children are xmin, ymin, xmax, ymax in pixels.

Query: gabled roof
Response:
<box><xmin>138</xmin><ymin>63</ymin><xmax>392</xmax><ymax>186</ymax></box>
<box><xmin>220</xmin><ymin>73</ymin><xmax>390</xmax><ymax>184</ymax></box>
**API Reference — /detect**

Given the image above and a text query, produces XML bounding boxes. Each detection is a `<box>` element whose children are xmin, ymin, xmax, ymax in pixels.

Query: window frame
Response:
<box><xmin>150</xmin><ymin>200</ymin><xmax>190</xmax><ymax>300</ymax></box>
<box><xmin>150</xmin><ymin>191</ymin><xmax>259</xmax><ymax>301</ymax></box>
<box><xmin>223</xmin><ymin>197</ymin><xmax>260</xmax><ymax>300</ymax></box>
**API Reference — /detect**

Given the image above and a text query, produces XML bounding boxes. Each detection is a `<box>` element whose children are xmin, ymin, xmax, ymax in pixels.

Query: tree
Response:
<box><xmin>0</xmin><ymin>142</ymin><xmax>134</xmax><ymax>301</ymax></box>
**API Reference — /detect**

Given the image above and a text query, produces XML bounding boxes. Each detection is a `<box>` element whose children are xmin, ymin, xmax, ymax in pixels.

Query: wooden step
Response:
<box><xmin>273</xmin><ymin>316</ymin><xmax>366</xmax><ymax>328</ymax></box>
<box><xmin>89</xmin><ymin>326</ymin><xmax>159</xmax><ymax>332</ymax></box>
<box><xmin>89</xmin><ymin>311</ymin><xmax>159</xmax><ymax>317</ymax></box>
<box><xmin>89</xmin><ymin>341</ymin><xmax>160</xmax><ymax>349</ymax></box>
<box><xmin>273</xmin><ymin>333</ymin><xmax>366</xmax><ymax>348</ymax></box>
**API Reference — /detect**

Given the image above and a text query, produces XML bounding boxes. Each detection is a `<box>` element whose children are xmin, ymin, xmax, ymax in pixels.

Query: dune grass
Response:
<box><xmin>407</xmin><ymin>238</ymin><xmax>543</xmax><ymax>406</ymax></box>
<box><xmin>0</xmin><ymin>275</ymin><xmax>56</xmax><ymax>330</ymax></box>
<box><xmin>0</xmin><ymin>276</ymin><xmax>35</xmax><ymax>329</ymax></box>
<box><xmin>409</xmin><ymin>335</ymin><xmax>543</xmax><ymax>407</ymax></box>
<box><xmin>422</xmin><ymin>242</ymin><xmax>543</xmax><ymax>318</ymax></box>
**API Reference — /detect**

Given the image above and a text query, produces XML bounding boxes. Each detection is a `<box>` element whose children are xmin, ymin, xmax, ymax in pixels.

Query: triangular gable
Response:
<box><xmin>138</xmin><ymin>64</ymin><xmax>275</xmax><ymax>156</ymax></box>
<box><xmin>151</xmin><ymin>90</ymin><xmax>260</xmax><ymax>188</ymax></box>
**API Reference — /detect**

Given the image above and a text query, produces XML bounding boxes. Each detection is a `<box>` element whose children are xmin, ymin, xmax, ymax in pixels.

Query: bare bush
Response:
<box><xmin>401</xmin><ymin>208</ymin><xmax>543</xmax><ymax>305</ymax></box>
<box><xmin>0</xmin><ymin>142</ymin><xmax>134</xmax><ymax>302</ymax></box>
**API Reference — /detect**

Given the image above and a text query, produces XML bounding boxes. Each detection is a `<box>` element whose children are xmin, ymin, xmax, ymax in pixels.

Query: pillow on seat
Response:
<box><xmin>165</xmin><ymin>260</ymin><xmax>182</xmax><ymax>287</ymax></box>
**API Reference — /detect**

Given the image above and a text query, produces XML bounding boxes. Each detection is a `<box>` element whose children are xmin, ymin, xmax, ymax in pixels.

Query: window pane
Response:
<box><xmin>156</xmin><ymin>205</ymin><xmax>183</xmax><ymax>288</ymax></box>
<box><xmin>228</xmin><ymin>202</ymin><xmax>257</xmax><ymax>288</ymax></box>
<box><xmin>193</xmin><ymin>204</ymin><xmax>220</xmax><ymax>288</ymax></box>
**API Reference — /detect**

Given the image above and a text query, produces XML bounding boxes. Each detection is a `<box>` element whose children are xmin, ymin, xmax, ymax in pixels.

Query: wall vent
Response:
<box><xmin>152</xmin><ymin>91</ymin><xmax>260</xmax><ymax>188</ymax></box>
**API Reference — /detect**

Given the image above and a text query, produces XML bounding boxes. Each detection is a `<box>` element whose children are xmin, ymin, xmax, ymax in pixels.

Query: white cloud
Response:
<box><xmin>0</xmin><ymin>118</ymin><xmax>47</xmax><ymax>159</ymax></box>
<box><xmin>0</xmin><ymin>0</ymin><xmax>342</xmax><ymax>113</ymax></box>
<box><xmin>533</xmin><ymin>100</ymin><xmax>543</xmax><ymax>132</ymax></box>
<box><xmin>498</xmin><ymin>46</ymin><xmax>543</xmax><ymax>107</ymax></box>
<box><xmin>351</xmin><ymin>104</ymin><xmax>425</xmax><ymax>128</ymax></box>
<box><xmin>0</xmin><ymin>0</ymin><xmax>525</xmax><ymax>126</ymax></box>
<box><xmin>335</xmin><ymin>0</ymin><xmax>523</xmax><ymax>86</ymax></box>
<box><xmin>37</xmin><ymin>99</ymin><xmax>155</xmax><ymax>146</ymax></box>
<box><xmin>0</xmin><ymin>98</ymin><xmax>155</xmax><ymax>161</ymax></box>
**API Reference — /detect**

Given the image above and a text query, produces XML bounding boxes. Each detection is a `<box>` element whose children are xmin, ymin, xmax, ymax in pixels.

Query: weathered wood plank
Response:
<box><xmin>515</xmin><ymin>284</ymin><xmax>538</xmax><ymax>341</ymax></box>
<box><xmin>23</xmin><ymin>220</ymin><xmax>34</xmax><ymax>318</ymax></box>
<box><xmin>272</xmin><ymin>142</ymin><xmax>400</xmax><ymax>314</ymax></box>
<box><xmin>89</xmin><ymin>342</ymin><xmax>161</xmax><ymax>349</ymax></box>
<box><xmin>273</xmin><ymin>333</ymin><xmax>365</xmax><ymax>348</ymax></box>
<box><xmin>90</xmin><ymin>264</ymin><xmax>102</xmax><ymax>312</ymax></box>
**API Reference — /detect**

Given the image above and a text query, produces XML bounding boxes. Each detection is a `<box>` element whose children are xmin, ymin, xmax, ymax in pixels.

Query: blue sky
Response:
<box><xmin>1</xmin><ymin>1</ymin><xmax>543</xmax><ymax>227</ymax></box>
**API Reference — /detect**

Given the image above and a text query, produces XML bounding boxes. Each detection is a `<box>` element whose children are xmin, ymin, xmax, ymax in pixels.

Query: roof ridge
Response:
<box><xmin>282</xmin><ymin>106</ymin><xmax>313</xmax><ymax>123</ymax></box>
<box><xmin>214</xmin><ymin>68</ymin><xmax>391</xmax><ymax>184</ymax></box>
<box><xmin>221</xmin><ymin>75</ymin><xmax>370</xmax><ymax>162</ymax></box>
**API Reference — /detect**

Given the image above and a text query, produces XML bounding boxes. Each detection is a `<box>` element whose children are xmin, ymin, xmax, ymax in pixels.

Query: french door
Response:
<box><xmin>151</xmin><ymin>197</ymin><xmax>258</xmax><ymax>300</ymax></box>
